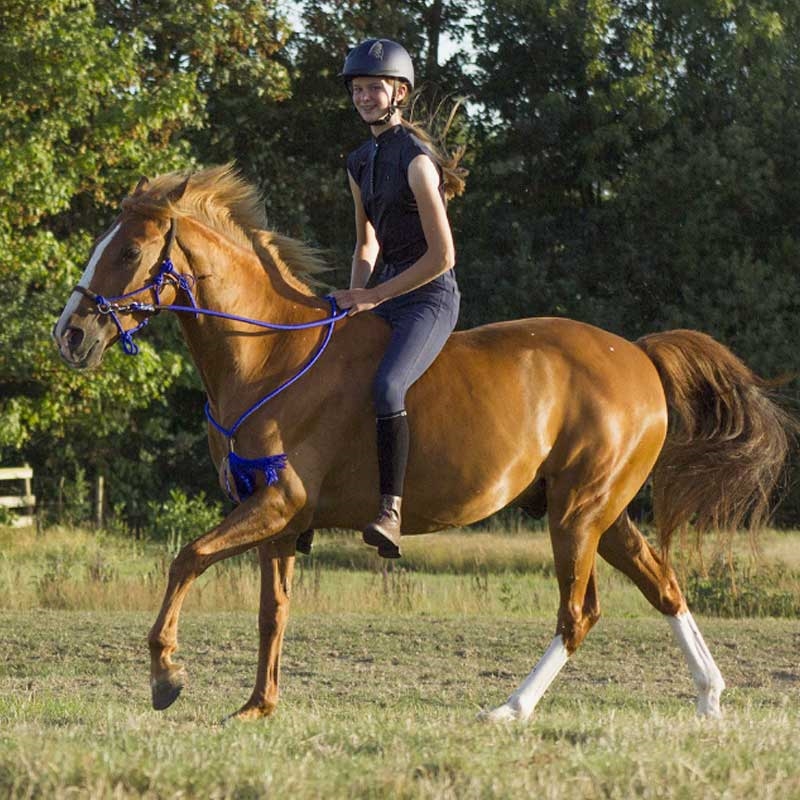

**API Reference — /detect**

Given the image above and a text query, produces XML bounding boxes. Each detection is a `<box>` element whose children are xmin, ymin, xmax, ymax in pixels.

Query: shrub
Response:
<box><xmin>685</xmin><ymin>558</ymin><xmax>800</xmax><ymax>617</ymax></box>
<box><xmin>145</xmin><ymin>488</ymin><xmax>222</xmax><ymax>554</ymax></box>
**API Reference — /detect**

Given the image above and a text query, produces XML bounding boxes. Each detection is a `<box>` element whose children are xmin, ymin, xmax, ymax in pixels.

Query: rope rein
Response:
<box><xmin>202</xmin><ymin>294</ymin><xmax>342</xmax><ymax>442</ymax></box>
<box><xmin>74</xmin><ymin>219</ymin><xmax>347</xmax><ymax>502</ymax></box>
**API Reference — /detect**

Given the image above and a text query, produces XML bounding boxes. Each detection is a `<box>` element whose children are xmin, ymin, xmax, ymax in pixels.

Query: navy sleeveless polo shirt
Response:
<box><xmin>347</xmin><ymin>125</ymin><xmax>458</xmax><ymax>293</ymax></box>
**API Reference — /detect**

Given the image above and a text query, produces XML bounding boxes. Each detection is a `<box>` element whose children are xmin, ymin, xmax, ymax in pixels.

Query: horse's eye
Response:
<box><xmin>120</xmin><ymin>245</ymin><xmax>141</xmax><ymax>262</ymax></box>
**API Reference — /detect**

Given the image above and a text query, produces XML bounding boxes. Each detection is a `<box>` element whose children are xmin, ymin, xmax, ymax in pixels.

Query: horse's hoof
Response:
<box><xmin>696</xmin><ymin>681</ymin><xmax>724</xmax><ymax>718</ymax></box>
<box><xmin>477</xmin><ymin>702</ymin><xmax>525</xmax><ymax>723</ymax></box>
<box><xmin>151</xmin><ymin>669</ymin><xmax>185</xmax><ymax>710</ymax></box>
<box><xmin>221</xmin><ymin>703</ymin><xmax>276</xmax><ymax>724</ymax></box>
<box><xmin>696</xmin><ymin>697</ymin><xmax>724</xmax><ymax>719</ymax></box>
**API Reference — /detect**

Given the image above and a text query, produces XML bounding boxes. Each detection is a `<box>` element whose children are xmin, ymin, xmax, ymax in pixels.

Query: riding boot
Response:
<box><xmin>363</xmin><ymin>494</ymin><xmax>403</xmax><ymax>558</ymax></box>
<box><xmin>363</xmin><ymin>411</ymin><xmax>409</xmax><ymax>558</ymax></box>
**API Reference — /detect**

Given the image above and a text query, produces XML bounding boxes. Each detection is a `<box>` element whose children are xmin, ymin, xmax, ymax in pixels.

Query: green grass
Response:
<box><xmin>0</xmin><ymin>524</ymin><xmax>798</xmax><ymax>797</ymax></box>
<box><xmin>1</xmin><ymin>612</ymin><xmax>798</xmax><ymax>798</ymax></box>
<box><xmin>2</xmin><ymin>524</ymin><xmax>799</xmax><ymax>617</ymax></box>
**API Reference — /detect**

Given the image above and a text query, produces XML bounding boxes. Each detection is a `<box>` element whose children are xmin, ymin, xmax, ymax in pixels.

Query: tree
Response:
<box><xmin>461</xmin><ymin>0</ymin><xmax>800</xmax><ymax>351</ymax></box>
<box><xmin>0</xmin><ymin>0</ymin><xmax>292</xmax><ymax>524</ymax></box>
<box><xmin>458</xmin><ymin>0</ymin><xmax>676</xmax><ymax>326</ymax></box>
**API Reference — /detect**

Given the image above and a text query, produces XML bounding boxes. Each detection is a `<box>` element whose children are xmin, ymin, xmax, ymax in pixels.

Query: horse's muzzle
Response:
<box><xmin>53</xmin><ymin>319</ymin><xmax>105</xmax><ymax>369</ymax></box>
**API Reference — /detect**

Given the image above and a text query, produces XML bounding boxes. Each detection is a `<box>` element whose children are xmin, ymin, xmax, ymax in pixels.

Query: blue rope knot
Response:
<box><xmin>154</xmin><ymin>260</ymin><xmax>199</xmax><ymax>316</ymax></box>
<box><xmin>224</xmin><ymin>451</ymin><xmax>288</xmax><ymax>503</ymax></box>
<box><xmin>94</xmin><ymin>292</ymin><xmax>150</xmax><ymax>356</ymax></box>
<box><xmin>120</xmin><ymin>330</ymin><xmax>141</xmax><ymax>355</ymax></box>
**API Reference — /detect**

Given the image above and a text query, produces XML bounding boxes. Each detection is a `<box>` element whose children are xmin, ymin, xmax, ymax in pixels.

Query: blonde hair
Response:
<box><xmin>398</xmin><ymin>88</ymin><xmax>468</xmax><ymax>200</ymax></box>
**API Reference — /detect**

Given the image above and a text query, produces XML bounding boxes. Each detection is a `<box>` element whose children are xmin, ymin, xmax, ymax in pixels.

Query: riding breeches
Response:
<box><xmin>372</xmin><ymin>279</ymin><xmax>460</xmax><ymax>417</ymax></box>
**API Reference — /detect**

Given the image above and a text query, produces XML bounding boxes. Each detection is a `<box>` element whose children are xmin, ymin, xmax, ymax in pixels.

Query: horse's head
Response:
<box><xmin>54</xmin><ymin>176</ymin><xmax>187</xmax><ymax>369</ymax></box>
<box><xmin>54</xmin><ymin>164</ymin><xmax>331</xmax><ymax>370</ymax></box>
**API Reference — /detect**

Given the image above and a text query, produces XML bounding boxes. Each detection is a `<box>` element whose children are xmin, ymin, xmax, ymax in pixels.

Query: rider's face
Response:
<box><xmin>350</xmin><ymin>77</ymin><xmax>407</xmax><ymax>124</ymax></box>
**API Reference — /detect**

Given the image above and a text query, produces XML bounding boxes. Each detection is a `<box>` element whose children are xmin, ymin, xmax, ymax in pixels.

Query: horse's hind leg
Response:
<box><xmin>598</xmin><ymin>513</ymin><xmax>725</xmax><ymax>716</ymax></box>
<box><xmin>482</xmin><ymin>511</ymin><xmax>604</xmax><ymax>723</ymax></box>
<box><xmin>228</xmin><ymin>537</ymin><xmax>296</xmax><ymax>721</ymax></box>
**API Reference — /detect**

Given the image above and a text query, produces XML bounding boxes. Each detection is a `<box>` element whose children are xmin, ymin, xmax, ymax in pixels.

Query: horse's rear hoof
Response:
<box><xmin>478</xmin><ymin>698</ymin><xmax>529</xmax><ymax>723</ymax></box>
<box><xmin>221</xmin><ymin>701</ymin><xmax>277</xmax><ymax>724</ymax></box>
<box><xmin>151</xmin><ymin>670</ymin><xmax>185</xmax><ymax>710</ymax></box>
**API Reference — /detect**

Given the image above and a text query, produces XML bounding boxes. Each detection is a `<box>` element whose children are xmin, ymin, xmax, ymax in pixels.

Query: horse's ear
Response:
<box><xmin>133</xmin><ymin>176</ymin><xmax>149</xmax><ymax>195</ymax></box>
<box><xmin>167</xmin><ymin>175</ymin><xmax>190</xmax><ymax>205</ymax></box>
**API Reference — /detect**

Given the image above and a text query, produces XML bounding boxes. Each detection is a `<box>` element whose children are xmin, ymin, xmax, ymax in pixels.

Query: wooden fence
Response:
<box><xmin>0</xmin><ymin>465</ymin><xmax>36</xmax><ymax>527</ymax></box>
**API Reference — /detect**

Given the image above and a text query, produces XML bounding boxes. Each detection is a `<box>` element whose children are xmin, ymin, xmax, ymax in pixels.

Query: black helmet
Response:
<box><xmin>340</xmin><ymin>38</ymin><xmax>415</xmax><ymax>89</ymax></box>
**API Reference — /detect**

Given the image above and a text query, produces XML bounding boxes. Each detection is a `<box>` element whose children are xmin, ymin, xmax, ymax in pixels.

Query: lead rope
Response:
<box><xmin>204</xmin><ymin>295</ymin><xmax>340</xmax><ymax>444</ymax></box>
<box><xmin>205</xmin><ymin>296</ymin><xmax>343</xmax><ymax>503</ymax></box>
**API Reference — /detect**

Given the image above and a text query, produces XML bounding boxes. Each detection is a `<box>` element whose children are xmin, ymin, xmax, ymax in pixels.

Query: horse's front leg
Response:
<box><xmin>227</xmin><ymin>537</ymin><xmax>296</xmax><ymax>721</ymax></box>
<box><xmin>148</xmin><ymin>479</ymin><xmax>309</xmax><ymax>712</ymax></box>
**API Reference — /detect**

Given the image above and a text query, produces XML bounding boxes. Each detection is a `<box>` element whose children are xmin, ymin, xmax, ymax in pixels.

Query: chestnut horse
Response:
<box><xmin>54</xmin><ymin>166</ymin><xmax>792</xmax><ymax>723</ymax></box>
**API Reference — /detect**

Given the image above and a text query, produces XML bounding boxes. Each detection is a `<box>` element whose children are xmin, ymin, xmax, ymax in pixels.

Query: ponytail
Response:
<box><xmin>399</xmin><ymin>90</ymin><xmax>468</xmax><ymax>200</ymax></box>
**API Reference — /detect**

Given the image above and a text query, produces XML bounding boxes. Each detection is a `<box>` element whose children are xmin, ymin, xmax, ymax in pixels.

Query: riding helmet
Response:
<box><xmin>340</xmin><ymin>38</ymin><xmax>415</xmax><ymax>89</ymax></box>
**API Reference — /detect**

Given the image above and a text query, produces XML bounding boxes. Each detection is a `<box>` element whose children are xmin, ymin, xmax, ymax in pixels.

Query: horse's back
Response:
<box><xmin>312</xmin><ymin>314</ymin><xmax>668</xmax><ymax>533</ymax></box>
<box><xmin>396</xmin><ymin>316</ymin><xmax>668</xmax><ymax>531</ymax></box>
<box><xmin>437</xmin><ymin>315</ymin><xmax>665</xmax><ymax>416</ymax></box>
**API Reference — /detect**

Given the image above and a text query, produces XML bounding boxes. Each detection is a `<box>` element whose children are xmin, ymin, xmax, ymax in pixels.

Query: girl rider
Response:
<box><xmin>331</xmin><ymin>38</ymin><xmax>466</xmax><ymax>558</ymax></box>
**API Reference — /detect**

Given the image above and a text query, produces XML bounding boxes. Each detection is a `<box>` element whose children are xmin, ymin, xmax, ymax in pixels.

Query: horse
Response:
<box><xmin>53</xmin><ymin>164</ymin><xmax>794</xmax><ymax>723</ymax></box>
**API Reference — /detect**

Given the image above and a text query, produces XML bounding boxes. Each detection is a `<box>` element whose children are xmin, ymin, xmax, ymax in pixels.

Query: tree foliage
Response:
<box><xmin>2</xmin><ymin>0</ymin><xmax>799</xmax><ymax>527</ymax></box>
<box><xmin>0</xmin><ymin>2</ymin><xmax>198</xmax><ymax>452</ymax></box>
<box><xmin>0</xmin><ymin>0</ymin><xmax>291</xmax><ymax>524</ymax></box>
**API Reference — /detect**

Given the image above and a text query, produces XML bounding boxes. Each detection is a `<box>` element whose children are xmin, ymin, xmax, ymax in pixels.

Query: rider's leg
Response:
<box><xmin>364</xmin><ymin>286</ymin><xmax>459</xmax><ymax>557</ymax></box>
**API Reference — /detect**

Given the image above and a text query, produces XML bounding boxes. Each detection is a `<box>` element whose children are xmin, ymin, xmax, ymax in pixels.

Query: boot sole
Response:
<box><xmin>295</xmin><ymin>529</ymin><xmax>314</xmax><ymax>555</ymax></box>
<box><xmin>363</xmin><ymin>528</ymin><xmax>402</xmax><ymax>558</ymax></box>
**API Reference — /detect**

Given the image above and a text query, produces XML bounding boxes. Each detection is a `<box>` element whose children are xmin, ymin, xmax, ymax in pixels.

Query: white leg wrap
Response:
<box><xmin>667</xmin><ymin>611</ymin><xmax>725</xmax><ymax>717</ymax></box>
<box><xmin>481</xmin><ymin>635</ymin><xmax>569</xmax><ymax>723</ymax></box>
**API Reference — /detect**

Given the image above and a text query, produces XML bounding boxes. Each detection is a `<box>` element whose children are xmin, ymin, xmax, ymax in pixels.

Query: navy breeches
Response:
<box><xmin>372</xmin><ymin>281</ymin><xmax>460</xmax><ymax>417</ymax></box>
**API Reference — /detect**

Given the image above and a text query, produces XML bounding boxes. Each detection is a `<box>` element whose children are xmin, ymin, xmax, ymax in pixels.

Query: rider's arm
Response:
<box><xmin>348</xmin><ymin>173</ymin><xmax>379</xmax><ymax>290</ymax></box>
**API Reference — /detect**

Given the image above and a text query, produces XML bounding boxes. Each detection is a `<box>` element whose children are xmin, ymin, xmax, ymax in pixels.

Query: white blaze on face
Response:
<box><xmin>55</xmin><ymin>223</ymin><xmax>121</xmax><ymax>340</ymax></box>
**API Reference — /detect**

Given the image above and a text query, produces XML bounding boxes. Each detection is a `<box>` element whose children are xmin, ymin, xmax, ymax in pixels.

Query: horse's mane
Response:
<box><xmin>121</xmin><ymin>164</ymin><xmax>330</xmax><ymax>293</ymax></box>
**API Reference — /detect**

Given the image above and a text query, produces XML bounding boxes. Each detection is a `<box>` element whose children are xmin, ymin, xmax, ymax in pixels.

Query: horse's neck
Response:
<box><xmin>176</xmin><ymin>220</ymin><xmax>326</xmax><ymax>411</ymax></box>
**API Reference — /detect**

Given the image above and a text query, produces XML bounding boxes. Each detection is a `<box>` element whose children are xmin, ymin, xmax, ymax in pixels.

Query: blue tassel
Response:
<box><xmin>226</xmin><ymin>451</ymin><xmax>288</xmax><ymax>503</ymax></box>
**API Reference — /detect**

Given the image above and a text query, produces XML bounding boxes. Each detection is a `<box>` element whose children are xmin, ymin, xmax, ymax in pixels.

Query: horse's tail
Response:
<box><xmin>636</xmin><ymin>329</ymin><xmax>796</xmax><ymax>555</ymax></box>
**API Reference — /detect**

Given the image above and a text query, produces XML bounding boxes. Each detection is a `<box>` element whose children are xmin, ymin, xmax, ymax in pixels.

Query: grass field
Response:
<box><xmin>1</xmin><ymin>524</ymin><xmax>798</xmax><ymax>798</ymax></box>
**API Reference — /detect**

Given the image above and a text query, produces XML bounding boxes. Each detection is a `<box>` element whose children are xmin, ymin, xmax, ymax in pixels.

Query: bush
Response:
<box><xmin>145</xmin><ymin>488</ymin><xmax>222</xmax><ymax>554</ymax></box>
<box><xmin>685</xmin><ymin>558</ymin><xmax>800</xmax><ymax>618</ymax></box>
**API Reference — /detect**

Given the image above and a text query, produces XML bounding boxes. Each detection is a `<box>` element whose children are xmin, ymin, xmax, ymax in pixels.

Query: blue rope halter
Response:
<box><xmin>73</xmin><ymin>218</ymin><xmax>347</xmax><ymax>502</ymax></box>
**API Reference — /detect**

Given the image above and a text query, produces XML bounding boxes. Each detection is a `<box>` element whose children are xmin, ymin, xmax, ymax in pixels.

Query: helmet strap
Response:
<box><xmin>375</xmin><ymin>81</ymin><xmax>397</xmax><ymax>125</ymax></box>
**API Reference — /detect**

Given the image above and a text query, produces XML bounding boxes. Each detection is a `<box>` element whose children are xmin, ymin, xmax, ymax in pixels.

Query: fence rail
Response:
<box><xmin>0</xmin><ymin>465</ymin><xmax>36</xmax><ymax>527</ymax></box>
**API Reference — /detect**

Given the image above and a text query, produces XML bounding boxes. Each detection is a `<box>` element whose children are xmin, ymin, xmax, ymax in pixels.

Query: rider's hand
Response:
<box><xmin>329</xmin><ymin>287</ymin><xmax>382</xmax><ymax>317</ymax></box>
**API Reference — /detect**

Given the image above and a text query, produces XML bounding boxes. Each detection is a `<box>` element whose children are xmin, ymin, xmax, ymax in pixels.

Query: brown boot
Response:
<box><xmin>363</xmin><ymin>495</ymin><xmax>402</xmax><ymax>559</ymax></box>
